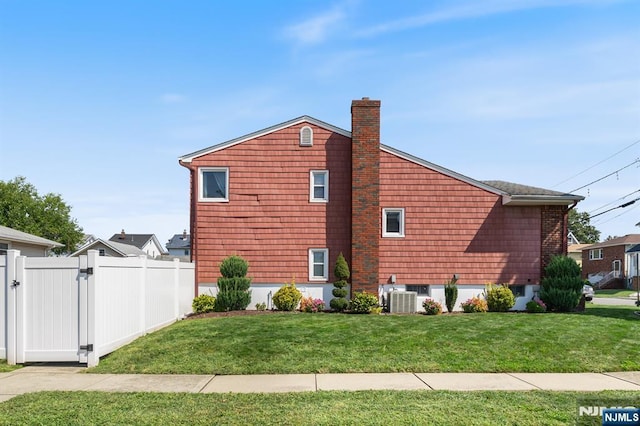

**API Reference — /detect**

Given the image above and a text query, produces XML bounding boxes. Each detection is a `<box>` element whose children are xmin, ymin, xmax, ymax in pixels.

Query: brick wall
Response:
<box><xmin>581</xmin><ymin>245</ymin><xmax>626</xmax><ymax>279</ymax></box>
<box><xmin>540</xmin><ymin>205</ymin><xmax>567</xmax><ymax>276</ymax></box>
<box><xmin>351</xmin><ymin>98</ymin><xmax>381</xmax><ymax>294</ymax></box>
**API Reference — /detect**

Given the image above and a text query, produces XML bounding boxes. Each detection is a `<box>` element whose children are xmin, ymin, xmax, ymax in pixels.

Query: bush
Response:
<box><xmin>192</xmin><ymin>294</ymin><xmax>215</xmax><ymax>314</ymax></box>
<box><xmin>422</xmin><ymin>298</ymin><xmax>443</xmax><ymax>315</ymax></box>
<box><xmin>539</xmin><ymin>255</ymin><xmax>584</xmax><ymax>312</ymax></box>
<box><xmin>485</xmin><ymin>283</ymin><xmax>515</xmax><ymax>312</ymax></box>
<box><xmin>331</xmin><ymin>252</ymin><xmax>350</xmax><ymax>312</ymax></box>
<box><xmin>300</xmin><ymin>296</ymin><xmax>325</xmax><ymax>313</ymax></box>
<box><xmin>444</xmin><ymin>276</ymin><xmax>458</xmax><ymax>312</ymax></box>
<box><xmin>349</xmin><ymin>291</ymin><xmax>379</xmax><ymax>314</ymax></box>
<box><xmin>461</xmin><ymin>297</ymin><xmax>488</xmax><ymax>313</ymax></box>
<box><xmin>272</xmin><ymin>279</ymin><xmax>302</xmax><ymax>311</ymax></box>
<box><xmin>526</xmin><ymin>298</ymin><xmax>547</xmax><ymax>313</ymax></box>
<box><xmin>255</xmin><ymin>302</ymin><xmax>266</xmax><ymax>311</ymax></box>
<box><xmin>215</xmin><ymin>255</ymin><xmax>252</xmax><ymax>311</ymax></box>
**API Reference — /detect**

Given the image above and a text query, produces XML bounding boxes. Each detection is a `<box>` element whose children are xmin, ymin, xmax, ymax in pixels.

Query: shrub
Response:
<box><xmin>526</xmin><ymin>298</ymin><xmax>547</xmax><ymax>313</ymax></box>
<box><xmin>422</xmin><ymin>298</ymin><xmax>443</xmax><ymax>315</ymax></box>
<box><xmin>461</xmin><ymin>297</ymin><xmax>488</xmax><ymax>313</ymax></box>
<box><xmin>215</xmin><ymin>255</ymin><xmax>252</xmax><ymax>311</ymax></box>
<box><xmin>349</xmin><ymin>291</ymin><xmax>379</xmax><ymax>314</ymax></box>
<box><xmin>300</xmin><ymin>296</ymin><xmax>325</xmax><ymax>313</ymax></box>
<box><xmin>444</xmin><ymin>276</ymin><xmax>458</xmax><ymax>312</ymax></box>
<box><xmin>272</xmin><ymin>278</ymin><xmax>302</xmax><ymax>311</ymax></box>
<box><xmin>255</xmin><ymin>302</ymin><xmax>266</xmax><ymax>311</ymax></box>
<box><xmin>330</xmin><ymin>252</ymin><xmax>350</xmax><ymax>312</ymax></box>
<box><xmin>539</xmin><ymin>255</ymin><xmax>584</xmax><ymax>312</ymax></box>
<box><xmin>192</xmin><ymin>294</ymin><xmax>215</xmax><ymax>314</ymax></box>
<box><xmin>485</xmin><ymin>283</ymin><xmax>515</xmax><ymax>312</ymax></box>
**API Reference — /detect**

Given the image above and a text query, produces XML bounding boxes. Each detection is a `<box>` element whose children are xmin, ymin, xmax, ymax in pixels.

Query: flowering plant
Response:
<box><xmin>300</xmin><ymin>296</ymin><xmax>325</xmax><ymax>313</ymax></box>
<box><xmin>526</xmin><ymin>297</ymin><xmax>547</xmax><ymax>313</ymax></box>
<box><xmin>460</xmin><ymin>296</ymin><xmax>488</xmax><ymax>313</ymax></box>
<box><xmin>422</xmin><ymin>298</ymin><xmax>443</xmax><ymax>315</ymax></box>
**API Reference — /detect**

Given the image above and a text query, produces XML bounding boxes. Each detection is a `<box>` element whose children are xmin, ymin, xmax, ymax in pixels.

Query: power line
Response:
<box><xmin>569</xmin><ymin>159</ymin><xmax>639</xmax><ymax>193</ymax></box>
<box><xmin>588</xmin><ymin>188</ymin><xmax>640</xmax><ymax>214</ymax></box>
<box><xmin>592</xmin><ymin>202</ymin><xmax>639</xmax><ymax>227</ymax></box>
<box><xmin>552</xmin><ymin>139</ymin><xmax>640</xmax><ymax>188</ymax></box>
<box><xmin>589</xmin><ymin>196</ymin><xmax>640</xmax><ymax>219</ymax></box>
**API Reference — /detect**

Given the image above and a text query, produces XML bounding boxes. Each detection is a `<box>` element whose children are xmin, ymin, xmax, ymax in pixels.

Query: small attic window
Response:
<box><xmin>300</xmin><ymin>126</ymin><xmax>313</xmax><ymax>146</ymax></box>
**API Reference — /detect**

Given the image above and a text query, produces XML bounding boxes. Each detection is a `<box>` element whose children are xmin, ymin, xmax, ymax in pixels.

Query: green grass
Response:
<box><xmin>1</xmin><ymin>390</ymin><xmax>638</xmax><ymax>425</ymax></box>
<box><xmin>0</xmin><ymin>360</ymin><xmax>20</xmax><ymax>373</ymax></box>
<box><xmin>594</xmin><ymin>289</ymin><xmax>637</xmax><ymax>298</ymax></box>
<box><xmin>89</xmin><ymin>305</ymin><xmax>640</xmax><ymax>374</ymax></box>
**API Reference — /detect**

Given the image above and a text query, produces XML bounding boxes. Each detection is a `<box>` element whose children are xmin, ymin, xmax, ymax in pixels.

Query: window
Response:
<box><xmin>184</xmin><ymin>249</ymin><xmax>189</xmax><ymax>256</ymax></box>
<box><xmin>0</xmin><ymin>243</ymin><xmax>8</xmax><ymax>255</ymax></box>
<box><xmin>300</xmin><ymin>126</ymin><xmax>313</xmax><ymax>146</ymax></box>
<box><xmin>310</xmin><ymin>170</ymin><xmax>329</xmax><ymax>202</ymax></box>
<box><xmin>510</xmin><ymin>285</ymin><xmax>525</xmax><ymax>297</ymax></box>
<box><xmin>309</xmin><ymin>248</ymin><xmax>328</xmax><ymax>281</ymax></box>
<box><xmin>589</xmin><ymin>249</ymin><xmax>603</xmax><ymax>260</ymax></box>
<box><xmin>199</xmin><ymin>167</ymin><xmax>229</xmax><ymax>202</ymax></box>
<box><xmin>98</xmin><ymin>248</ymin><xmax>106</xmax><ymax>256</ymax></box>
<box><xmin>405</xmin><ymin>285</ymin><xmax>430</xmax><ymax>295</ymax></box>
<box><xmin>382</xmin><ymin>208</ymin><xmax>405</xmax><ymax>237</ymax></box>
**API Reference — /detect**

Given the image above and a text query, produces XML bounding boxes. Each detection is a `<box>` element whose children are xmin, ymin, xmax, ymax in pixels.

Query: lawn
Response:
<box><xmin>1</xmin><ymin>390</ymin><xmax>639</xmax><ymax>425</ymax></box>
<box><xmin>594</xmin><ymin>289</ymin><xmax>637</xmax><ymax>298</ymax></box>
<box><xmin>0</xmin><ymin>360</ymin><xmax>20</xmax><ymax>373</ymax></box>
<box><xmin>89</xmin><ymin>305</ymin><xmax>640</xmax><ymax>374</ymax></box>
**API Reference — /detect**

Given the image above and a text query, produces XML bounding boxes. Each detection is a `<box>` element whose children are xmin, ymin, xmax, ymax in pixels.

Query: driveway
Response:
<box><xmin>591</xmin><ymin>296</ymin><xmax>639</xmax><ymax>307</ymax></box>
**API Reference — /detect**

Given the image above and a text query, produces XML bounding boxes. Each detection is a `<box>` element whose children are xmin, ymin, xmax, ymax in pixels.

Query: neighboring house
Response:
<box><xmin>568</xmin><ymin>244</ymin><xmax>590</xmax><ymax>267</ymax></box>
<box><xmin>179</xmin><ymin>98</ymin><xmax>583</xmax><ymax>309</ymax></box>
<box><xmin>0</xmin><ymin>225</ymin><xmax>64</xmax><ymax>256</ymax></box>
<box><xmin>567</xmin><ymin>231</ymin><xmax>580</xmax><ymax>245</ymax></box>
<box><xmin>166</xmin><ymin>230</ymin><xmax>191</xmax><ymax>257</ymax></box>
<box><xmin>627</xmin><ymin>244</ymin><xmax>640</xmax><ymax>292</ymax></box>
<box><xmin>108</xmin><ymin>230</ymin><xmax>167</xmax><ymax>258</ymax></box>
<box><xmin>69</xmin><ymin>238</ymin><xmax>148</xmax><ymax>258</ymax></box>
<box><xmin>582</xmin><ymin>234</ymin><xmax>640</xmax><ymax>289</ymax></box>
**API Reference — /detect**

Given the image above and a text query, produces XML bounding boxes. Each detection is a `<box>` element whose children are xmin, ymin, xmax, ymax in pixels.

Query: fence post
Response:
<box><xmin>139</xmin><ymin>255</ymin><xmax>147</xmax><ymax>334</ymax></box>
<box><xmin>5</xmin><ymin>250</ymin><xmax>20</xmax><ymax>365</ymax></box>
<box><xmin>174</xmin><ymin>258</ymin><xmax>180</xmax><ymax>319</ymax></box>
<box><xmin>86</xmin><ymin>250</ymin><xmax>99</xmax><ymax>367</ymax></box>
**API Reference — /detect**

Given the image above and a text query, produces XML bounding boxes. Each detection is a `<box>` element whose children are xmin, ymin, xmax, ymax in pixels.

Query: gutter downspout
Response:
<box><xmin>179</xmin><ymin>160</ymin><xmax>198</xmax><ymax>296</ymax></box>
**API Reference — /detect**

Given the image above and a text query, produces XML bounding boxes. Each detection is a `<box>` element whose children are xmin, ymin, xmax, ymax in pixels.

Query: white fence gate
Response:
<box><xmin>1</xmin><ymin>250</ymin><xmax>194</xmax><ymax>367</ymax></box>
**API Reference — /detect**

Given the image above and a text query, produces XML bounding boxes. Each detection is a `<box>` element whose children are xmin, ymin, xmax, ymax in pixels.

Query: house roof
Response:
<box><xmin>583</xmin><ymin>234</ymin><xmax>640</xmax><ymax>250</ymax></box>
<box><xmin>568</xmin><ymin>243</ymin><xmax>591</xmax><ymax>254</ymax></box>
<box><xmin>166</xmin><ymin>233</ymin><xmax>191</xmax><ymax>250</ymax></box>
<box><xmin>0</xmin><ymin>225</ymin><xmax>64</xmax><ymax>249</ymax></box>
<box><xmin>179</xmin><ymin>115</ymin><xmax>583</xmax><ymax>206</ymax></box>
<box><xmin>109</xmin><ymin>233</ymin><xmax>166</xmax><ymax>253</ymax></box>
<box><xmin>69</xmin><ymin>238</ymin><xmax>147</xmax><ymax>257</ymax></box>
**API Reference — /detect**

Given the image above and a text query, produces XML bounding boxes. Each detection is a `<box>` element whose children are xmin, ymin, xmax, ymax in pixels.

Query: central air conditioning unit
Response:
<box><xmin>387</xmin><ymin>291</ymin><xmax>418</xmax><ymax>313</ymax></box>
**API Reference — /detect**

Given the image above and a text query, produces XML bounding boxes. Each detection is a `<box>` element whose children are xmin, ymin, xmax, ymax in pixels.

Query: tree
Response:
<box><xmin>568</xmin><ymin>209</ymin><xmax>600</xmax><ymax>244</ymax></box>
<box><xmin>539</xmin><ymin>255</ymin><xmax>584</xmax><ymax>312</ymax></box>
<box><xmin>0</xmin><ymin>176</ymin><xmax>83</xmax><ymax>255</ymax></box>
<box><xmin>215</xmin><ymin>255</ymin><xmax>252</xmax><ymax>311</ymax></box>
<box><xmin>330</xmin><ymin>252</ymin><xmax>350</xmax><ymax>312</ymax></box>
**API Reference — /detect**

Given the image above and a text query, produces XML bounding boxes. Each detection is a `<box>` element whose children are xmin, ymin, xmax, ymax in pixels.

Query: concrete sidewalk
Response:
<box><xmin>1</xmin><ymin>365</ymin><xmax>640</xmax><ymax>402</ymax></box>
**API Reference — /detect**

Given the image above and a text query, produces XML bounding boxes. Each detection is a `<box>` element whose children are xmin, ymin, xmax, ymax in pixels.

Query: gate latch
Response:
<box><xmin>80</xmin><ymin>344</ymin><xmax>93</xmax><ymax>352</ymax></box>
<box><xmin>80</xmin><ymin>267</ymin><xmax>93</xmax><ymax>275</ymax></box>
<box><xmin>11</xmin><ymin>280</ymin><xmax>20</xmax><ymax>287</ymax></box>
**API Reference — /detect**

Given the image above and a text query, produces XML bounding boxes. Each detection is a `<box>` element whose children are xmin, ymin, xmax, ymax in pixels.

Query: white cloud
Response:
<box><xmin>282</xmin><ymin>5</ymin><xmax>347</xmax><ymax>46</ymax></box>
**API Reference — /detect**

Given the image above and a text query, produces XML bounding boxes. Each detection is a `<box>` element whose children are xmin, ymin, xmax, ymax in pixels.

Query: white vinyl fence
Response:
<box><xmin>1</xmin><ymin>250</ymin><xmax>194</xmax><ymax>367</ymax></box>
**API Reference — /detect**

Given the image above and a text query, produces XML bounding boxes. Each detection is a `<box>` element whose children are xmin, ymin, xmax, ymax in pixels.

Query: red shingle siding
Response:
<box><xmin>379</xmin><ymin>151</ymin><xmax>542</xmax><ymax>285</ymax></box>
<box><xmin>190</xmin><ymin>124</ymin><xmax>352</xmax><ymax>285</ymax></box>
<box><xmin>351</xmin><ymin>99</ymin><xmax>381</xmax><ymax>293</ymax></box>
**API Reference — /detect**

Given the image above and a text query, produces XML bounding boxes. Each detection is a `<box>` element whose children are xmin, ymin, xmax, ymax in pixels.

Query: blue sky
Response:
<box><xmin>1</xmin><ymin>0</ymin><xmax>639</xmax><ymax>246</ymax></box>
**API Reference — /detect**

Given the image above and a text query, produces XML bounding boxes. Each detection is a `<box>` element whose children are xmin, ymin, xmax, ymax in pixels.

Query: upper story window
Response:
<box><xmin>382</xmin><ymin>208</ymin><xmax>405</xmax><ymax>237</ymax></box>
<box><xmin>589</xmin><ymin>249</ymin><xmax>603</xmax><ymax>260</ymax></box>
<box><xmin>199</xmin><ymin>167</ymin><xmax>229</xmax><ymax>202</ymax></box>
<box><xmin>310</xmin><ymin>170</ymin><xmax>328</xmax><ymax>202</ymax></box>
<box><xmin>300</xmin><ymin>126</ymin><xmax>313</xmax><ymax>146</ymax></box>
<box><xmin>0</xmin><ymin>242</ymin><xmax>8</xmax><ymax>255</ymax></box>
<box><xmin>98</xmin><ymin>248</ymin><xmax>106</xmax><ymax>256</ymax></box>
<box><xmin>309</xmin><ymin>248</ymin><xmax>328</xmax><ymax>281</ymax></box>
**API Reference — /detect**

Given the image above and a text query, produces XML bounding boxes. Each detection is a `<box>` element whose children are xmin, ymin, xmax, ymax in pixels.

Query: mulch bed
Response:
<box><xmin>185</xmin><ymin>310</ymin><xmax>290</xmax><ymax>320</ymax></box>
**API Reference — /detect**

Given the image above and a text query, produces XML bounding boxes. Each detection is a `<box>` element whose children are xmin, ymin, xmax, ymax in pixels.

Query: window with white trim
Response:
<box><xmin>0</xmin><ymin>243</ymin><xmax>8</xmax><ymax>255</ymax></box>
<box><xmin>405</xmin><ymin>285</ymin><xmax>430</xmax><ymax>295</ymax></box>
<box><xmin>98</xmin><ymin>248</ymin><xmax>106</xmax><ymax>256</ymax></box>
<box><xmin>589</xmin><ymin>249</ymin><xmax>603</xmax><ymax>260</ymax></box>
<box><xmin>309</xmin><ymin>248</ymin><xmax>328</xmax><ymax>281</ymax></box>
<box><xmin>382</xmin><ymin>208</ymin><xmax>405</xmax><ymax>237</ymax></box>
<box><xmin>199</xmin><ymin>167</ymin><xmax>229</xmax><ymax>202</ymax></box>
<box><xmin>310</xmin><ymin>170</ymin><xmax>328</xmax><ymax>202</ymax></box>
<box><xmin>300</xmin><ymin>126</ymin><xmax>313</xmax><ymax>146</ymax></box>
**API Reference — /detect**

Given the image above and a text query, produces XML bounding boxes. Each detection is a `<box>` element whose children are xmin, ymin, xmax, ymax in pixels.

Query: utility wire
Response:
<box><xmin>588</xmin><ymin>188</ymin><xmax>640</xmax><ymax>214</ymax></box>
<box><xmin>569</xmin><ymin>158</ymin><xmax>639</xmax><ymax>193</ymax></box>
<box><xmin>592</xmin><ymin>202</ymin><xmax>639</xmax><ymax>227</ymax></box>
<box><xmin>589</xmin><ymin>196</ymin><xmax>640</xmax><ymax>219</ymax></box>
<box><xmin>552</xmin><ymin>139</ymin><xmax>640</xmax><ymax>188</ymax></box>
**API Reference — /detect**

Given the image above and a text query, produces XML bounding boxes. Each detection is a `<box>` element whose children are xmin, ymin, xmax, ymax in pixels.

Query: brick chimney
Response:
<box><xmin>351</xmin><ymin>98</ymin><xmax>381</xmax><ymax>294</ymax></box>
